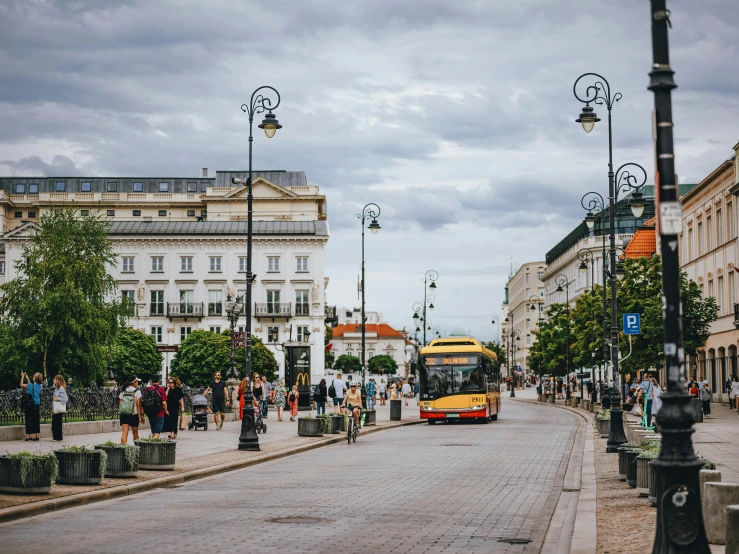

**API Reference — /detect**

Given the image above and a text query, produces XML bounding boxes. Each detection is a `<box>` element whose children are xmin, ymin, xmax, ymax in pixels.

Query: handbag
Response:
<box><xmin>21</xmin><ymin>392</ymin><xmax>34</xmax><ymax>411</ymax></box>
<box><xmin>52</xmin><ymin>400</ymin><xmax>67</xmax><ymax>414</ymax></box>
<box><xmin>179</xmin><ymin>411</ymin><xmax>187</xmax><ymax>430</ymax></box>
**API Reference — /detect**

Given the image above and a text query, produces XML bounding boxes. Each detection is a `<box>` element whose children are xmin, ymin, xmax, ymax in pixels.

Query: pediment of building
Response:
<box><xmin>219</xmin><ymin>177</ymin><xmax>298</xmax><ymax>200</ymax></box>
<box><xmin>3</xmin><ymin>221</ymin><xmax>40</xmax><ymax>240</ymax></box>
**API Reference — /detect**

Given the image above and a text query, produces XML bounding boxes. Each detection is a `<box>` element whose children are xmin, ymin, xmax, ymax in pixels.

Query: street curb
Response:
<box><xmin>0</xmin><ymin>418</ymin><xmax>424</xmax><ymax>524</ymax></box>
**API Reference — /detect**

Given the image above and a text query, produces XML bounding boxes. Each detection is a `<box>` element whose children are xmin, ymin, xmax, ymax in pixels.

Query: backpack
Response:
<box><xmin>289</xmin><ymin>392</ymin><xmax>296</xmax><ymax>403</ymax></box>
<box><xmin>120</xmin><ymin>390</ymin><xmax>136</xmax><ymax>415</ymax></box>
<box><xmin>328</xmin><ymin>380</ymin><xmax>336</xmax><ymax>398</ymax></box>
<box><xmin>142</xmin><ymin>386</ymin><xmax>162</xmax><ymax>416</ymax></box>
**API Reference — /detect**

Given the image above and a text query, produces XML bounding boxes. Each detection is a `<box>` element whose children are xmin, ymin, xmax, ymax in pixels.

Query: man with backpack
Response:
<box><xmin>119</xmin><ymin>375</ymin><xmax>143</xmax><ymax>444</ymax></box>
<box><xmin>142</xmin><ymin>374</ymin><xmax>168</xmax><ymax>438</ymax></box>
<box><xmin>330</xmin><ymin>373</ymin><xmax>346</xmax><ymax>414</ymax></box>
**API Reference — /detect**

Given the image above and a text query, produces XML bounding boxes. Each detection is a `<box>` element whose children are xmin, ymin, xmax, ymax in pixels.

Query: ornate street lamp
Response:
<box><xmin>554</xmin><ymin>274</ymin><xmax>571</xmax><ymax>401</ymax></box>
<box><xmin>358</xmin><ymin>203</ymin><xmax>381</xmax><ymax>407</ymax></box>
<box><xmin>233</xmin><ymin>85</ymin><xmax>282</xmax><ymax>451</ymax></box>
<box><xmin>508</xmin><ymin>329</ymin><xmax>521</xmax><ymax>398</ymax></box>
<box><xmin>225</xmin><ymin>294</ymin><xmax>244</xmax><ymax>380</ymax></box>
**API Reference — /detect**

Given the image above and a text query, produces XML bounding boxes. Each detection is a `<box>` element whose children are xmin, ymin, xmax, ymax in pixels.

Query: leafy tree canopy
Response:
<box><xmin>368</xmin><ymin>354</ymin><xmax>398</xmax><ymax>375</ymax></box>
<box><xmin>111</xmin><ymin>328</ymin><xmax>163</xmax><ymax>384</ymax></box>
<box><xmin>333</xmin><ymin>354</ymin><xmax>362</xmax><ymax>374</ymax></box>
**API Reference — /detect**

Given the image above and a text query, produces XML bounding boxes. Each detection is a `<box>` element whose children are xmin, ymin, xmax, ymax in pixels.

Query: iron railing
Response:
<box><xmin>0</xmin><ymin>384</ymin><xmax>235</xmax><ymax>426</ymax></box>
<box><xmin>167</xmin><ymin>302</ymin><xmax>204</xmax><ymax>319</ymax></box>
<box><xmin>254</xmin><ymin>302</ymin><xmax>292</xmax><ymax>318</ymax></box>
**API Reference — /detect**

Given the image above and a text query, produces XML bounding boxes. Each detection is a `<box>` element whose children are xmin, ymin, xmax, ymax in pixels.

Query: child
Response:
<box><xmin>288</xmin><ymin>385</ymin><xmax>299</xmax><ymax>421</ymax></box>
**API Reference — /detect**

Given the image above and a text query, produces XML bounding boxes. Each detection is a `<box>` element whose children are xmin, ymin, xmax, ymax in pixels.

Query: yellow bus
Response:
<box><xmin>418</xmin><ymin>337</ymin><xmax>500</xmax><ymax>424</ymax></box>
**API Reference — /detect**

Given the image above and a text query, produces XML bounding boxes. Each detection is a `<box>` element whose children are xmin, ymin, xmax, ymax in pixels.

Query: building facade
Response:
<box><xmin>0</xmin><ymin>170</ymin><xmax>330</xmax><ymax>384</ymax></box>
<box><xmin>329</xmin><ymin>323</ymin><xmax>409</xmax><ymax>377</ymax></box>
<box><xmin>681</xmin><ymin>142</ymin><xmax>739</xmax><ymax>395</ymax></box>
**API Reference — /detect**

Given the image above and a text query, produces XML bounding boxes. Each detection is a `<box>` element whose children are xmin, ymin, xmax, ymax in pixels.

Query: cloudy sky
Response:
<box><xmin>1</xmin><ymin>0</ymin><xmax>737</xmax><ymax>340</ymax></box>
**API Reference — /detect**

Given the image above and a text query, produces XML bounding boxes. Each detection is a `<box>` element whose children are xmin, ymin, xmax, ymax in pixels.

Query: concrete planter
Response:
<box><xmin>617</xmin><ymin>447</ymin><xmax>630</xmax><ymax>481</ymax></box>
<box><xmin>589</xmin><ymin>402</ymin><xmax>596</xmax><ymax>413</ymax></box>
<box><xmin>135</xmin><ymin>440</ymin><xmax>176</xmax><ymax>470</ymax></box>
<box><xmin>648</xmin><ymin>460</ymin><xmax>657</xmax><ymax>505</ymax></box>
<box><xmin>0</xmin><ymin>455</ymin><xmax>56</xmax><ymax>495</ymax></box>
<box><xmin>704</xmin><ymin>482</ymin><xmax>739</xmax><ymax>544</ymax></box>
<box><xmin>625</xmin><ymin>450</ymin><xmax>640</xmax><ymax>488</ymax></box>
<box><xmin>390</xmin><ymin>399</ymin><xmax>402</xmax><ymax>420</ymax></box>
<box><xmin>572</xmin><ymin>398</ymin><xmax>580</xmax><ymax>407</ymax></box>
<box><xmin>596</xmin><ymin>418</ymin><xmax>611</xmax><ymax>438</ymax></box>
<box><xmin>582</xmin><ymin>399</ymin><xmax>590</xmax><ymax>411</ymax></box>
<box><xmin>94</xmin><ymin>444</ymin><xmax>139</xmax><ymax>478</ymax></box>
<box><xmin>636</xmin><ymin>455</ymin><xmax>651</xmax><ymax>496</ymax></box>
<box><xmin>699</xmin><ymin>468</ymin><xmax>721</xmax><ymax>496</ymax></box>
<box><xmin>547</xmin><ymin>395</ymin><xmax>555</xmax><ymax>404</ymax></box>
<box><xmin>362</xmin><ymin>409</ymin><xmax>377</xmax><ymax>426</ymax></box>
<box><xmin>537</xmin><ymin>394</ymin><xmax>543</xmax><ymax>402</ymax></box>
<box><xmin>297</xmin><ymin>417</ymin><xmax>324</xmax><ymax>437</ymax></box>
<box><xmin>55</xmin><ymin>450</ymin><xmax>106</xmax><ymax>485</ymax></box>
<box><xmin>691</xmin><ymin>397</ymin><xmax>703</xmax><ymax>423</ymax></box>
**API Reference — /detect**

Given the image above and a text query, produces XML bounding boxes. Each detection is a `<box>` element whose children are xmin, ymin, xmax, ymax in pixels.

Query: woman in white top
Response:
<box><xmin>650</xmin><ymin>377</ymin><xmax>662</xmax><ymax>426</ymax></box>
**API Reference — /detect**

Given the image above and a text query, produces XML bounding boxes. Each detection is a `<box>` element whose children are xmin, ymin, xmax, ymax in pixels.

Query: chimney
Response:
<box><xmin>202</xmin><ymin>168</ymin><xmax>208</xmax><ymax>178</ymax></box>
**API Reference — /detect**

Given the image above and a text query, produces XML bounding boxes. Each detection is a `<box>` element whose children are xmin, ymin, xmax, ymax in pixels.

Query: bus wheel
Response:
<box><xmin>490</xmin><ymin>414</ymin><xmax>498</xmax><ymax>421</ymax></box>
<box><xmin>427</xmin><ymin>420</ymin><xmax>437</xmax><ymax>425</ymax></box>
<box><xmin>478</xmin><ymin>417</ymin><xmax>489</xmax><ymax>424</ymax></box>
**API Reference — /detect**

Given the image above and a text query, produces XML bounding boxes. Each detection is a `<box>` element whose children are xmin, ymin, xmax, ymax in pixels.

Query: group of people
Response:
<box><xmin>236</xmin><ymin>372</ymin><xmax>300</xmax><ymax>422</ymax></box>
<box><xmin>318</xmin><ymin>374</ymin><xmax>417</xmax><ymax>414</ymax></box>
<box><xmin>118</xmin><ymin>374</ymin><xmax>185</xmax><ymax>443</ymax></box>
<box><xmin>20</xmin><ymin>371</ymin><xmax>69</xmax><ymax>442</ymax></box>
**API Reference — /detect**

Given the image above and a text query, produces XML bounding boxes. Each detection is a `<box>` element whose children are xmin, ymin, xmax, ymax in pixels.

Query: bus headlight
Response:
<box><xmin>470</xmin><ymin>405</ymin><xmax>486</xmax><ymax>410</ymax></box>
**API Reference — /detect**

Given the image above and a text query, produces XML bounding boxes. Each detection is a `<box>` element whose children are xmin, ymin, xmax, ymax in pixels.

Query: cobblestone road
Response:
<box><xmin>0</xmin><ymin>399</ymin><xmax>582</xmax><ymax>554</ymax></box>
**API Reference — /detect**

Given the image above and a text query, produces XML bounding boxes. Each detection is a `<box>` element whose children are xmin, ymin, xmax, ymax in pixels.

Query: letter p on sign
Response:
<box><xmin>623</xmin><ymin>313</ymin><xmax>641</xmax><ymax>335</ymax></box>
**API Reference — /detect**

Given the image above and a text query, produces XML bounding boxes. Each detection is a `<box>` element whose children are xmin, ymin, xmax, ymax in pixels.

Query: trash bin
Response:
<box><xmin>390</xmin><ymin>399</ymin><xmax>402</xmax><ymax>421</ymax></box>
<box><xmin>691</xmin><ymin>397</ymin><xmax>703</xmax><ymax>423</ymax></box>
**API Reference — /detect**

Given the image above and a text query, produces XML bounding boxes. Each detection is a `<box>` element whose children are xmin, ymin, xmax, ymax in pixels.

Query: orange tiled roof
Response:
<box><xmin>622</xmin><ymin>217</ymin><xmax>656</xmax><ymax>259</ymax></box>
<box><xmin>332</xmin><ymin>323</ymin><xmax>404</xmax><ymax>338</ymax></box>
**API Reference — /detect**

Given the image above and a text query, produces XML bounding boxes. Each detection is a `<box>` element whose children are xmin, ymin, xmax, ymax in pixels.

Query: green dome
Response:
<box><xmin>449</xmin><ymin>328</ymin><xmax>468</xmax><ymax>337</ymax></box>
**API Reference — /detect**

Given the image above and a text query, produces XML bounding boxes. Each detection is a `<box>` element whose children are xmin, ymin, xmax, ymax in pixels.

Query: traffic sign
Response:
<box><xmin>623</xmin><ymin>313</ymin><xmax>641</xmax><ymax>335</ymax></box>
<box><xmin>233</xmin><ymin>332</ymin><xmax>246</xmax><ymax>347</ymax></box>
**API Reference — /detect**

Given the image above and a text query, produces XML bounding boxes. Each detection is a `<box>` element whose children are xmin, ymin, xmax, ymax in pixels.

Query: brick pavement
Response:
<box><xmin>0</xmin><ymin>398</ymin><xmax>583</xmax><ymax>554</ymax></box>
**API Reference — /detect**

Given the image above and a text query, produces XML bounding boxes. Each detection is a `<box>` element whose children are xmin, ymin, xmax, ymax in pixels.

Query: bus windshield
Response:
<box><xmin>422</xmin><ymin>354</ymin><xmax>483</xmax><ymax>397</ymax></box>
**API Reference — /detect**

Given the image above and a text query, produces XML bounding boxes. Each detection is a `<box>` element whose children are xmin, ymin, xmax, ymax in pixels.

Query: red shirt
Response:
<box><xmin>148</xmin><ymin>385</ymin><xmax>167</xmax><ymax>418</ymax></box>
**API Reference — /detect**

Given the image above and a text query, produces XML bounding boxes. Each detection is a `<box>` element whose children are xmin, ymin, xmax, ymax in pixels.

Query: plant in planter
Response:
<box><xmin>702</xmin><ymin>458</ymin><xmax>717</xmax><ymax>470</ymax></box>
<box><xmin>315</xmin><ymin>415</ymin><xmax>332</xmax><ymax>434</ymax></box>
<box><xmin>95</xmin><ymin>441</ymin><xmax>139</xmax><ymax>477</ymax></box>
<box><xmin>55</xmin><ymin>445</ymin><xmax>107</xmax><ymax>485</ymax></box>
<box><xmin>636</xmin><ymin>450</ymin><xmax>659</xmax><ymax>496</ymax></box>
<box><xmin>297</xmin><ymin>414</ymin><xmax>324</xmax><ymax>437</ymax></box>
<box><xmin>595</xmin><ymin>409</ymin><xmax>611</xmax><ymax>420</ymax></box>
<box><xmin>134</xmin><ymin>437</ymin><xmax>176</xmax><ymax>470</ymax></box>
<box><xmin>326</xmin><ymin>413</ymin><xmax>345</xmax><ymax>433</ymax></box>
<box><xmin>0</xmin><ymin>451</ymin><xmax>59</xmax><ymax>495</ymax></box>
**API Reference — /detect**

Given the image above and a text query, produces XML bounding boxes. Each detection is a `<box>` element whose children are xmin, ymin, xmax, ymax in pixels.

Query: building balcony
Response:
<box><xmin>295</xmin><ymin>304</ymin><xmax>311</xmax><ymax>316</ymax></box>
<box><xmin>734</xmin><ymin>303</ymin><xmax>739</xmax><ymax>329</ymax></box>
<box><xmin>255</xmin><ymin>303</ymin><xmax>292</xmax><ymax>319</ymax></box>
<box><xmin>167</xmin><ymin>302</ymin><xmax>204</xmax><ymax>320</ymax></box>
<box><xmin>325</xmin><ymin>305</ymin><xmax>337</xmax><ymax>326</ymax></box>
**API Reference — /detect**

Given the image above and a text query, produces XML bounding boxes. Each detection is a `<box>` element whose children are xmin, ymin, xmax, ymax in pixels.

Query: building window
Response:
<box><xmin>238</xmin><ymin>256</ymin><xmax>248</xmax><ymax>272</ymax></box>
<box><xmin>267</xmin><ymin>290</ymin><xmax>280</xmax><ymax>313</ymax></box>
<box><xmin>208</xmin><ymin>290</ymin><xmax>223</xmax><ymax>316</ymax></box>
<box><xmin>297</xmin><ymin>326</ymin><xmax>310</xmax><ymax>342</ymax></box>
<box><xmin>296</xmin><ymin>256</ymin><xmax>308</xmax><ymax>272</ymax></box>
<box><xmin>0</xmin><ymin>261</ymin><xmax>5</xmax><ymax>275</ymax></box>
<box><xmin>28</xmin><ymin>211</ymin><xmax>36</xmax><ymax>218</ymax></box>
<box><xmin>209</xmin><ymin>326</ymin><xmax>221</xmax><ymax>334</ymax></box>
<box><xmin>730</xmin><ymin>272</ymin><xmax>735</xmax><ymax>310</ymax></box>
<box><xmin>268</xmin><ymin>326</ymin><xmax>278</xmax><ymax>343</ymax></box>
<box><xmin>201</xmin><ymin>210</ymin><xmax>207</xmax><ymax>217</ymax></box>
<box><xmin>526</xmin><ymin>334</ymin><xmax>531</xmax><ymax>345</ymax></box>
<box><xmin>14</xmin><ymin>184</ymin><xmax>25</xmax><ymax>194</ymax></box>
<box><xmin>296</xmin><ymin>290</ymin><xmax>310</xmax><ymax>315</ymax></box>
<box><xmin>151</xmin><ymin>256</ymin><xmax>164</xmax><ymax>272</ymax></box>
<box><xmin>55</xmin><ymin>181</ymin><xmax>66</xmax><ymax>192</ymax></box>
<box><xmin>707</xmin><ymin>215</ymin><xmax>712</xmax><ymax>251</ymax></box>
<box><xmin>187</xmin><ymin>182</ymin><xmax>197</xmax><ymax>193</ymax></box>
<box><xmin>180</xmin><ymin>327</ymin><xmax>192</xmax><ymax>342</ymax></box>
<box><xmin>107</xmin><ymin>210</ymin><xmax>115</xmax><ymax>217</ymax></box>
<box><xmin>368</xmin><ymin>350</ymin><xmax>375</xmax><ymax>359</ymax></box>
<box><xmin>14</xmin><ymin>211</ymin><xmax>22</xmax><ymax>218</ymax></box>
<box><xmin>133</xmin><ymin>210</ymin><xmax>141</xmax><ymax>216</ymax></box>
<box><xmin>28</xmin><ymin>183</ymin><xmax>38</xmax><ymax>194</ymax></box>
<box><xmin>81</xmin><ymin>182</ymin><xmax>91</xmax><ymax>192</ymax></box>
<box><xmin>150</xmin><ymin>326</ymin><xmax>163</xmax><ymax>344</ymax></box>
<box><xmin>150</xmin><ymin>291</ymin><xmax>164</xmax><ymax>315</ymax></box>
<box><xmin>158</xmin><ymin>210</ymin><xmax>167</xmax><ymax>217</ymax></box>
<box><xmin>159</xmin><ymin>182</ymin><xmax>169</xmax><ymax>192</ymax></box>
<box><xmin>708</xmin><ymin>280</ymin><xmax>714</xmax><ymax>300</ymax></box>
<box><xmin>187</xmin><ymin>210</ymin><xmax>195</xmax><ymax>217</ymax></box>
<box><xmin>209</xmin><ymin>256</ymin><xmax>222</xmax><ymax>272</ymax></box>
<box><xmin>107</xmin><ymin>182</ymin><xmax>118</xmax><ymax>192</ymax></box>
<box><xmin>122</xmin><ymin>290</ymin><xmax>135</xmax><ymax>303</ymax></box>
<box><xmin>525</xmin><ymin>273</ymin><xmax>530</xmax><ymax>283</ymax></box>
<box><xmin>81</xmin><ymin>209</ymin><xmax>89</xmax><ymax>216</ymax></box>
<box><xmin>121</xmin><ymin>256</ymin><xmax>135</xmax><ymax>272</ymax></box>
<box><xmin>268</xmin><ymin>256</ymin><xmax>280</xmax><ymax>272</ymax></box>
<box><xmin>729</xmin><ymin>203</ymin><xmax>735</xmax><ymax>239</ymax></box>
<box><xmin>181</xmin><ymin>256</ymin><xmax>193</xmax><ymax>272</ymax></box>
<box><xmin>538</xmin><ymin>271</ymin><xmax>544</xmax><ymax>280</ymax></box>
<box><xmin>697</xmin><ymin>222</ymin><xmax>703</xmax><ymax>256</ymax></box>
<box><xmin>687</xmin><ymin>228</ymin><xmax>693</xmax><ymax>261</ymax></box>
<box><xmin>133</xmin><ymin>182</ymin><xmax>143</xmax><ymax>192</ymax></box>
<box><xmin>717</xmin><ymin>209</ymin><xmax>723</xmax><ymax>245</ymax></box>
<box><xmin>718</xmin><ymin>275</ymin><xmax>724</xmax><ymax>314</ymax></box>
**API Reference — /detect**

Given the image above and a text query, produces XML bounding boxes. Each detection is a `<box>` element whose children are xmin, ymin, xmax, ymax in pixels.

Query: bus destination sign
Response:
<box><xmin>424</xmin><ymin>355</ymin><xmax>477</xmax><ymax>366</ymax></box>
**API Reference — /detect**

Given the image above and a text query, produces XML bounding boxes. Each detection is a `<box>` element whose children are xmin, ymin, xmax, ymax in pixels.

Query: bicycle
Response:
<box><xmin>344</xmin><ymin>405</ymin><xmax>360</xmax><ymax>444</ymax></box>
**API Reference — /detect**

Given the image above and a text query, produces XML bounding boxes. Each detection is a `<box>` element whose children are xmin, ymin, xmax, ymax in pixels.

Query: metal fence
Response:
<box><xmin>0</xmin><ymin>384</ymin><xmax>235</xmax><ymax>426</ymax></box>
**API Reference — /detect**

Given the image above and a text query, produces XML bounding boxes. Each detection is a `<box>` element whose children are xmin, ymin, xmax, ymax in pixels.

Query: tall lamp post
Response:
<box><xmin>574</xmin><ymin>72</ymin><xmax>646</xmax><ymax>452</ymax></box>
<box><xmin>554</xmin><ymin>274</ymin><xmax>571</xmax><ymax>401</ymax></box>
<box><xmin>359</xmin><ymin>203</ymin><xmax>381</xmax><ymax>405</ymax></box>
<box><xmin>411</xmin><ymin>272</ymin><xmax>438</xmax><ymax>346</ymax></box>
<box><xmin>232</xmin><ymin>85</ymin><xmax>282</xmax><ymax>452</ymax></box>
<box><xmin>225</xmin><ymin>295</ymin><xmax>245</xmax><ymax>380</ymax></box>
<box><xmin>507</xmin><ymin>329</ymin><xmax>521</xmax><ymax>398</ymax></box>
<box><xmin>490</xmin><ymin>313</ymin><xmax>501</xmax><ymax>345</ymax></box>
<box><xmin>648</xmin><ymin>2</ymin><xmax>709</xmax><ymax>550</ymax></box>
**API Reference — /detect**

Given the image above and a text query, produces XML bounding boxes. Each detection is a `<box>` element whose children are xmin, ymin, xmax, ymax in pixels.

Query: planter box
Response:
<box><xmin>362</xmin><ymin>409</ymin><xmax>377</xmax><ymax>426</ymax></box>
<box><xmin>636</xmin><ymin>456</ymin><xmax>651</xmax><ymax>496</ymax></box>
<box><xmin>596</xmin><ymin>418</ymin><xmax>611</xmax><ymax>438</ymax></box>
<box><xmin>297</xmin><ymin>418</ymin><xmax>324</xmax><ymax>437</ymax></box>
<box><xmin>537</xmin><ymin>394</ymin><xmax>543</xmax><ymax>402</ymax></box>
<box><xmin>700</xmin><ymin>469</ymin><xmax>722</xmax><ymax>496</ymax></box>
<box><xmin>0</xmin><ymin>455</ymin><xmax>55</xmax><ymax>495</ymax></box>
<box><xmin>135</xmin><ymin>440</ymin><xmax>176</xmax><ymax>470</ymax></box>
<box><xmin>648</xmin><ymin>460</ymin><xmax>657</xmax><ymax>505</ymax></box>
<box><xmin>582</xmin><ymin>400</ymin><xmax>590</xmax><ymax>411</ymax></box>
<box><xmin>547</xmin><ymin>395</ymin><xmax>555</xmax><ymax>404</ymax></box>
<box><xmin>329</xmin><ymin>416</ymin><xmax>344</xmax><ymax>434</ymax></box>
<box><xmin>55</xmin><ymin>450</ymin><xmax>105</xmax><ymax>485</ymax></box>
<box><xmin>691</xmin><ymin>397</ymin><xmax>703</xmax><ymax>423</ymax></box>
<box><xmin>95</xmin><ymin>444</ymin><xmax>139</xmax><ymax>478</ymax></box>
<box><xmin>617</xmin><ymin>447</ymin><xmax>629</xmax><ymax>481</ymax></box>
<box><xmin>625</xmin><ymin>450</ymin><xmax>640</xmax><ymax>488</ymax></box>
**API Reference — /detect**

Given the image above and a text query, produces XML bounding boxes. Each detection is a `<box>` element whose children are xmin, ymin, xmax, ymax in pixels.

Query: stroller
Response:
<box><xmin>188</xmin><ymin>394</ymin><xmax>209</xmax><ymax>431</ymax></box>
<box><xmin>254</xmin><ymin>403</ymin><xmax>267</xmax><ymax>434</ymax></box>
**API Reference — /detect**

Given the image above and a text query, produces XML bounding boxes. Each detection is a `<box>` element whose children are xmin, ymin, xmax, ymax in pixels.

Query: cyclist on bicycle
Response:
<box><xmin>342</xmin><ymin>382</ymin><xmax>363</xmax><ymax>428</ymax></box>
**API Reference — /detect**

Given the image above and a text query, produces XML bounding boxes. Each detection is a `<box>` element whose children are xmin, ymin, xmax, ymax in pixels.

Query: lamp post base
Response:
<box><xmin>238</xmin><ymin>403</ymin><xmax>260</xmax><ymax>452</ymax></box>
<box><xmin>606</xmin><ymin>392</ymin><xmax>627</xmax><ymax>453</ymax></box>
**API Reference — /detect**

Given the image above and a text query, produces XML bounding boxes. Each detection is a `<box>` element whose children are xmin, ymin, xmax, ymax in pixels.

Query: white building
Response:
<box><xmin>329</xmin><ymin>322</ymin><xmax>410</xmax><ymax>377</ymax></box>
<box><xmin>0</xmin><ymin>170</ymin><xmax>329</xmax><ymax>385</ymax></box>
<box><xmin>337</xmin><ymin>306</ymin><xmax>383</xmax><ymax>326</ymax></box>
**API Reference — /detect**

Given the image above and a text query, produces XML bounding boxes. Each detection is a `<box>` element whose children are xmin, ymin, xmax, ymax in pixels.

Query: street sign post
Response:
<box><xmin>233</xmin><ymin>332</ymin><xmax>246</xmax><ymax>348</ymax></box>
<box><xmin>623</xmin><ymin>313</ymin><xmax>641</xmax><ymax>335</ymax></box>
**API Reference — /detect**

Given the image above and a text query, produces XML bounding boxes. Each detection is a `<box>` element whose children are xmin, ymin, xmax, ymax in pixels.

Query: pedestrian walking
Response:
<box><xmin>414</xmin><ymin>381</ymin><xmax>420</xmax><ymax>402</ymax></box>
<box><xmin>689</xmin><ymin>381</ymin><xmax>699</xmax><ymax>398</ymax></box>
<box><xmin>390</xmin><ymin>382</ymin><xmax>398</xmax><ymax>400</ymax></box>
<box><xmin>261</xmin><ymin>375</ymin><xmax>271</xmax><ymax>419</ymax></box>
<box><xmin>378</xmin><ymin>379</ymin><xmax>387</xmax><ymax>406</ymax></box>
<box><xmin>365</xmin><ymin>379</ymin><xmax>376</xmax><ymax>410</ymax></box>
<box><xmin>20</xmin><ymin>372</ymin><xmax>42</xmax><ymax>441</ymax></box>
<box><xmin>252</xmin><ymin>374</ymin><xmax>263</xmax><ymax>419</ymax></box>
<box><xmin>119</xmin><ymin>375</ymin><xmax>142</xmax><ymax>444</ymax></box>
<box><xmin>700</xmin><ymin>382</ymin><xmax>713</xmax><ymax>416</ymax></box>
<box><xmin>731</xmin><ymin>376</ymin><xmax>739</xmax><ymax>410</ymax></box>
<box><xmin>650</xmin><ymin>377</ymin><xmax>662</xmax><ymax>428</ymax></box>
<box><xmin>314</xmin><ymin>378</ymin><xmax>327</xmax><ymax>415</ymax></box>
<box><xmin>401</xmin><ymin>380</ymin><xmax>411</xmax><ymax>406</ymax></box>
<box><xmin>640</xmin><ymin>375</ymin><xmax>654</xmax><ymax>428</ymax></box>
<box><xmin>51</xmin><ymin>375</ymin><xmax>68</xmax><ymax>442</ymax></box>
<box><xmin>274</xmin><ymin>380</ymin><xmax>287</xmax><ymax>421</ymax></box>
<box><xmin>142</xmin><ymin>375</ymin><xmax>168</xmax><ymax>439</ymax></box>
<box><xmin>163</xmin><ymin>377</ymin><xmax>184</xmax><ymax>440</ymax></box>
<box><xmin>203</xmin><ymin>371</ymin><xmax>229</xmax><ymax>429</ymax></box>
<box><xmin>288</xmin><ymin>385</ymin><xmax>299</xmax><ymax>421</ymax></box>
<box><xmin>66</xmin><ymin>377</ymin><xmax>74</xmax><ymax>391</ymax></box>
<box><xmin>330</xmin><ymin>373</ymin><xmax>346</xmax><ymax>414</ymax></box>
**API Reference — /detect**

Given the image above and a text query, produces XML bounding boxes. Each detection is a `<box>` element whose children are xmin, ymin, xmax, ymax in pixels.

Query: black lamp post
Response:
<box><xmin>554</xmin><ymin>274</ymin><xmax>571</xmax><ymax>401</ymax></box>
<box><xmin>490</xmin><ymin>313</ymin><xmax>501</xmax><ymax>345</ymax></box>
<box><xmin>359</xmin><ymin>203</ymin><xmax>381</xmax><ymax>407</ymax></box>
<box><xmin>574</xmin><ymin>72</ymin><xmax>647</xmax><ymax>453</ymax></box>
<box><xmin>225</xmin><ymin>295</ymin><xmax>245</xmax><ymax>380</ymax></box>
<box><xmin>508</xmin><ymin>329</ymin><xmax>521</xmax><ymax>398</ymax></box>
<box><xmin>411</xmin><ymin>271</ymin><xmax>438</xmax><ymax>346</ymax></box>
<box><xmin>233</xmin><ymin>85</ymin><xmax>282</xmax><ymax>452</ymax></box>
<box><xmin>648</xmin><ymin>2</ymin><xmax>709</xmax><ymax>550</ymax></box>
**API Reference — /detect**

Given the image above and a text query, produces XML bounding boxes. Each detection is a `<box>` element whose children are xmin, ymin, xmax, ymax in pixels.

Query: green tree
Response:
<box><xmin>242</xmin><ymin>334</ymin><xmax>278</xmax><ymax>382</ymax></box>
<box><xmin>569</xmin><ymin>284</ymin><xmax>607</xmax><ymax>370</ymax></box>
<box><xmin>528</xmin><ymin>303</ymin><xmax>570</xmax><ymax>378</ymax></box>
<box><xmin>111</xmin><ymin>328</ymin><xmax>163</xmax><ymax>384</ymax></box>
<box><xmin>333</xmin><ymin>354</ymin><xmax>362</xmax><ymax>374</ymax></box>
<box><xmin>484</xmin><ymin>341</ymin><xmax>505</xmax><ymax>372</ymax></box>
<box><xmin>0</xmin><ymin>324</ymin><xmax>30</xmax><ymax>389</ymax></box>
<box><xmin>0</xmin><ymin>208</ymin><xmax>128</xmax><ymax>385</ymax></box>
<box><xmin>368</xmin><ymin>354</ymin><xmax>398</xmax><ymax>375</ymax></box>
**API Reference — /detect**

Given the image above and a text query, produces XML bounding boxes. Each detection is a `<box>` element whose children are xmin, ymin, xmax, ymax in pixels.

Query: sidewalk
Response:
<box><xmin>0</xmin><ymin>402</ymin><xmax>421</xmax><ymax>522</ymax></box>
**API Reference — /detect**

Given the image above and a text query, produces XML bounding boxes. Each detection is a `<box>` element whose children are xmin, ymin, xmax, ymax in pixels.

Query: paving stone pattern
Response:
<box><xmin>0</xmin><ymin>400</ymin><xmax>579</xmax><ymax>554</ymax></box>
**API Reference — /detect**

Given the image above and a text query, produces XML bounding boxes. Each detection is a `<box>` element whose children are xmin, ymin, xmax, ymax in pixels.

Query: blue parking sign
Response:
<box><xmin>623</xmin><ymin>313</ymin><xmax>641</xmax><ymax>335</ymax></box>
